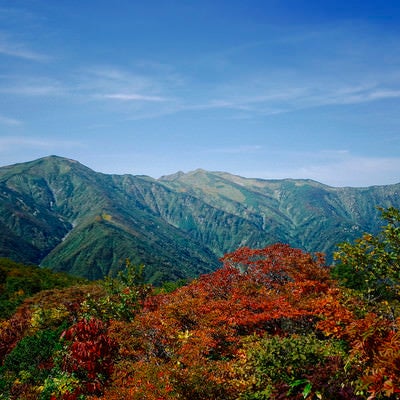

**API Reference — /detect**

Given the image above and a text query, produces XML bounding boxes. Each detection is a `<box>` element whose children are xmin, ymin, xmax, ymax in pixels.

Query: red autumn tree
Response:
<box><xmin>60</xmin><ymin>317</ymin><xmax>117</xmax><ymax>398</ymax></box>
<box><xmin>99</xmin><ymin>243</ymin><xmax>350</xmax><ymax>399</ymax></box>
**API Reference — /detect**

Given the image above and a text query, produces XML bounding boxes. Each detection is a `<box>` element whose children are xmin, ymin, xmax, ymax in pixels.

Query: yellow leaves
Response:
<box><xmin>43</xmin><ymin>372</ymin><xmax>80</xmax><ymax>396</ymax></box>
<box><xmin>29</xmin><ymin>305</ymin><xmax>69</xmax><ymax>332</ymax></box>
<box><xmin>13</xmin><ymin>288</ymin><xmax>25</xmax><ymax>298</ymax></box>
<box><xmin>344</xmin><ymin>314</ymin><xmax>400</xmax><ymax>398</ymax></box>
<box><xmin>177</xmin><ymin>329</ymin><xmax>192</xmax><ymax>342</ymax></box>
<box><xmin>382</xmin><ymin>378</ymin><xmax>400</xmax><ymax>398</ymax></box>
<box><xmin>102</xmin><ymin>212</ymin><xmax>113</xmax><ymax>221</ymax></box>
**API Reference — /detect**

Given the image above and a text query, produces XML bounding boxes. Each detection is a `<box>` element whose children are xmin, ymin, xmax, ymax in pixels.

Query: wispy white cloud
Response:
<box><xmin>0</xmin><ymin>114</ymin><xmax>22</xmax><ymax>126</ymax></box>
<box><xmin>0</xmin><ymin>34</ymin><xmax>50</xmax><ymax>62</ymax></box>
<box><xmin>77</xmin><ymin>65</ymin><xmax>171</xmax><ymax>98</ymax></box>
<box><xmin>0</xmin><ymin>76</ymin><xmax>66</xmax><ymax>96</ymax></box>
<box><xmin>179</xmin><ymin>100</ymin><xmax>252</xmax><ymax>112</ymax></box>
<box><xmin>72</xmin><ymin>65</ymin><xmax>178</xmax><ymax>110</ymax></box>
<box><xmin>188</xmin><ymin>82</ymin><xmax>400</xmax><ymax>118</ymax></box>
<box><xmin>101</xmin><ymin>93</ymin><xmax>167</xmax><ymax>102</ymax></box>
<box><xmin>305</xmin><ymin>82</ymin><xmax>400</xmax><ymax>106</ymax></box>
<box><xmin>67</xmin><ymin>65</ymin><xmax>185</xmax><ymax>120</ymax></box>
<box><xmin>0</xmin><ymin>63</ymin><xmax>175</xmax><ymax>105</ymax></box>
<box><xmin>1</xmin><ymin>65</ymin><xmax>399</xmax><ymax>123</ymax></box>
<box><xmin>177</xmin><ymin>20</ymin><xmax>400</xmax><ymax>118</ymax></box>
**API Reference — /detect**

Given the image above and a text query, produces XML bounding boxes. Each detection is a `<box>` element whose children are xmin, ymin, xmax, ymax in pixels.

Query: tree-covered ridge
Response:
<box><xmin>0</xmin><ymin>259</ymin><xmax>87</xmax><ymax>320</ymax></box>
<box><xmin>0</xmin><ymin>207</ymin><xmax>399</xmax><ymax>399</ymax></box>
<box><xmin>1</xmin><ymin>155</ymin><xmax>400</xmax><ymax>282</ymax></box>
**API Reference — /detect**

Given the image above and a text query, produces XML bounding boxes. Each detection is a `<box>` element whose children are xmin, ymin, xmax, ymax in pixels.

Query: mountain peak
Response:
<box><xmin>1</xmin><ymin>156</ymin><xmax>400</xmax><ymax>283</ymax></box>
<box><xmin>159</xmin><ymin>171</ymin><xmax>186</xmax><ymax>181</ymax></box>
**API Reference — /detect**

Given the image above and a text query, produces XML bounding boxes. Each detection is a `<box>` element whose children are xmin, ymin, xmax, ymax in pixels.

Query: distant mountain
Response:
<box><xmin>0</xmin><ymin>156</ymin><xmax>399</xmax><ymax>283</ymax></box>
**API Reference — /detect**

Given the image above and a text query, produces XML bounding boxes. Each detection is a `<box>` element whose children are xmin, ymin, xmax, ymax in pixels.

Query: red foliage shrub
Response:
<box><xmin>61</xmin><ymin>317</ymin><xmax>117</xmax><ymax>397</ymax></box>
<box><xmin>0</xmin><ymin>306</ymin><xmax>32</xmax><ymax>362</ymax></box>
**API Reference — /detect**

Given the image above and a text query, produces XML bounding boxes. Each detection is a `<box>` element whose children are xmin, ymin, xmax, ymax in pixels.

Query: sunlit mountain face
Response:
<box><xmin>0</xmin><ymin>156</ymin><xmax>399</xmax><ymax>283</ymax></box>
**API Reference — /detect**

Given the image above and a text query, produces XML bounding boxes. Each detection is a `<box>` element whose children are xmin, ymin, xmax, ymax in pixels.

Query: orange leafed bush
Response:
<box><xmin>98</xmin><ymin>244</ymin><xmax>346</xmax><ymax>399</ymax></box>
<box><xmin>2</xmin><ymin>239</ymin><xmax>400</xmax><ymax>399</ymax></box>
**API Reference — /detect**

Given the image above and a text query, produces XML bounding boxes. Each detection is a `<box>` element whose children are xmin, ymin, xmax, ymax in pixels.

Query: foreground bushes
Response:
<box><xmin>0</xmin><ymin>259</ymin><xmax>86</xmax><ymax>320</ymax></box>
<box><xmin>0</xmin><ymin>207</ymin><xmax>399</xmax><ymax>399</ymax></box>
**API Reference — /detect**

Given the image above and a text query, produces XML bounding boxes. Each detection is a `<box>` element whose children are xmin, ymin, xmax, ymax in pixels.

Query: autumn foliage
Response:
<box><xmin>1</xmin><ymin>207</ymin><xmax>400</xmax><ymax>399</ymax></box>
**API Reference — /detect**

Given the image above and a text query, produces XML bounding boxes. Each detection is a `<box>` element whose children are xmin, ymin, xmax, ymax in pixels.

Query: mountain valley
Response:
<box><xmin>0</xmin><ymin>155</ymin><xmax>399</xmax><ymax>283</ymax></box>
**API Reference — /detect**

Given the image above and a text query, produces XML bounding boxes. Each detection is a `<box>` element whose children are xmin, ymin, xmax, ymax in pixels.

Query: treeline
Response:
<box><xmin>0</xmin><ymin>207</ymin><xmax>399</xmax><ymax>399</ymax></box>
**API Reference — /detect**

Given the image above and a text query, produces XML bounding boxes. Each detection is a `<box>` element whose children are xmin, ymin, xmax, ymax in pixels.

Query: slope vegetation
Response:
<box><xmin>0</xmin><ymin>156</ymin><xmax>399</xmax><ymax>281</ymax></box>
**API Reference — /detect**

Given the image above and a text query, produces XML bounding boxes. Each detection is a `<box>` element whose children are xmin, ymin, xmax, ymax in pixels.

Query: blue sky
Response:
<box><xmin>0</xmin><ymin>0</ymin><xmax>399</xmax><ymax>187</ymax></box>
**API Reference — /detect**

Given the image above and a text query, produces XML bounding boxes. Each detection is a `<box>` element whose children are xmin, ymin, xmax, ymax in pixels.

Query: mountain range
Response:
<box><xmin>0</xmin><ymin>155</ymin><xmax>399</xmax><ymax>284</ymax></box>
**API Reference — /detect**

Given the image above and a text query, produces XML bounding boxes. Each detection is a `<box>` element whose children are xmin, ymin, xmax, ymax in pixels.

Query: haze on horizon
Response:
<box><xmin>0</xmin><ymin>0</ymin><xmax>399</xmax><ymax>187</ymax></box>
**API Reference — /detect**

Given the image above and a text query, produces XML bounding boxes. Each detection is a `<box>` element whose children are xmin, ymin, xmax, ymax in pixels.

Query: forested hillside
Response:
<box><xmin>0</xmin><ymin>156</ymin><xmax>399</xmax><ymax>282</ymax></box>
<box><xmin>0</xmin><ymin>207</ymin><xmax>399</xmax><ymax>399</ymax></box>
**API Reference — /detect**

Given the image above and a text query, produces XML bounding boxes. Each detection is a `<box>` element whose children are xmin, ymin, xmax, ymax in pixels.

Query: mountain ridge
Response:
<box><xmin>0</xmin><ymin>155</ymin><xmax>399</xmax><ymax>283</ymax></box>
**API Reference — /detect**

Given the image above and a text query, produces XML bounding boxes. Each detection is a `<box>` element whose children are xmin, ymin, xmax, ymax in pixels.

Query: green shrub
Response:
<box><xmin>2</xmin><ymin>327</ymin><xmax>64</xmax><ymax>383</ymax></box>
<box><xmin>0</xmin><ymin>326</ymin><xmax>66</xmax><ymax>398</ymax></box>
<box><xmin>240</xmin><ymin>333</ymin><xmax>349</xmax><ymax>399</ymax></box>
<box><xmin>0</xmin><ymin>258</ymin><xmax>87</xmax><ymax>320</ymax></box>
<box><xmin>333</xmin><ymin>207</ymin><xmax>400</xmax><ymax>305</ymax></box>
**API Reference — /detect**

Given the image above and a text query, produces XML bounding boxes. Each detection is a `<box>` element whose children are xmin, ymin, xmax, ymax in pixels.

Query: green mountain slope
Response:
<box><xmin>158</xmin><ymin>169</ymin><xmax>400</xmax><ymax>257</ymax></box>
<box><xmin>0</xmin><ymin>157</ymin><xmax>218</xmax><ymax>283</ymax></box>
<box><xmin>0</xmin><ymin>156</ymin><xmax>399</xmax><ymax>281</ymax></box>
